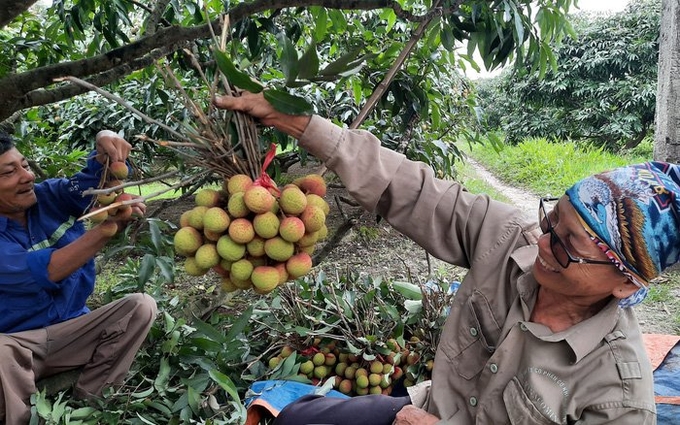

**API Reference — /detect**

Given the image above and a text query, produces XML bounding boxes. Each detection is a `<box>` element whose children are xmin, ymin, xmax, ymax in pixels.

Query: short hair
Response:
<box><xmin>0</xmin><ymin>131</ymin><xmax>15</xmax><ymax>156</ymax></box>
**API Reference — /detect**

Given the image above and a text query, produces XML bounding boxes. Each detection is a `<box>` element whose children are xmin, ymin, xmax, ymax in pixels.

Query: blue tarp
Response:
<box><xmin>654</xmin><ymin>341</ymin><xmax>680</xmax><ymax>424</ymax></box>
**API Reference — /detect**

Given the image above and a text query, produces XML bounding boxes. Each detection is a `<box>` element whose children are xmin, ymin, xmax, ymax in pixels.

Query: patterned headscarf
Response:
<box><xmin>565</xmin><ymin>162</ymin><xmax>680</xmax><ymax>308</ymax></box>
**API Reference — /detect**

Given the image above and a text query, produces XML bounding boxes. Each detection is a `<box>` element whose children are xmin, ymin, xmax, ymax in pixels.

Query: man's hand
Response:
<box><xmin>393</xmin><ymin>405</ymin><xmax>439</xmax><ymax>425</ymax></box>
<box><xmin>214</xmin><ymin>92</ymin><xmax>311</xmax><ymax>139</ymax></box>
<box><xmin>95</xmin><ymin>130</ymin><xmax>132</xmax><ymax>165</ymax></box>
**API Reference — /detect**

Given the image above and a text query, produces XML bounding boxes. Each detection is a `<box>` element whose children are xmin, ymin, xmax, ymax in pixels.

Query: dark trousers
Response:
<box><xmin>273</xmin><ymin>394</ymin><xmax>412</xmax><ymax>425</ymax></box>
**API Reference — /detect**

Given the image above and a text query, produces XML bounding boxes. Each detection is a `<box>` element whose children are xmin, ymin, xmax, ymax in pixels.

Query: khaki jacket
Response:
<box><xmin>300</xmin><ymin>116</ymin><xmax>656</xmax><ymax>424</ymax></box>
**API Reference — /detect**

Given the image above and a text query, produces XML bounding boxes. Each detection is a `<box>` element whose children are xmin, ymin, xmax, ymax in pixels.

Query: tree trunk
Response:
<box><xmin>654</xmin><ymin>0</ymin><xmax>680</xmax><ymax>162</ymax></box>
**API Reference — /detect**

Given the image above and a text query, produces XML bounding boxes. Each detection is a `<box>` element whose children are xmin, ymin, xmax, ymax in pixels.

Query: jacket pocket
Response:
<box><xmin>443</xmin><ymin>290</ymin><xmax>502</xmax><ymax>380</ymax></box>
<box><xmin>503</xmin><ymin>377</ymin><xmax>562</xmax><ymax>425</ymax></box>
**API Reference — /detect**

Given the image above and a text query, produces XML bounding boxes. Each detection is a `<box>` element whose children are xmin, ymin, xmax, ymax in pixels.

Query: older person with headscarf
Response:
<box><xmin>215</xmin><ymin>92</ymin><xmax>675</xmax><ymax>425</ymax></box>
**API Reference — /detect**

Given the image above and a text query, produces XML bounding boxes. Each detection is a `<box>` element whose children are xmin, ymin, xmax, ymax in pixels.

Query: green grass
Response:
<box><xmin>461</xmin><ymin>137</ymin><xmax>652</xmax><ymax>197</ymax></box>
<box><xmin>127</xmin><ymin>181</ymin><xmax>221</xmax><ymax>200</ymax></box>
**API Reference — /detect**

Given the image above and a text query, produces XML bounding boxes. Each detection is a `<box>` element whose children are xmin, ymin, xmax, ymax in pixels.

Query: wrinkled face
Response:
<box><xmin>0</xmin><ymin>148</ymin><xmax>37</xmax><ymax>221</ymax></box>
<box><xmin>533</xmin><ymin>195</ymin><xmax>629</xmax><ymax>299</ymax></box>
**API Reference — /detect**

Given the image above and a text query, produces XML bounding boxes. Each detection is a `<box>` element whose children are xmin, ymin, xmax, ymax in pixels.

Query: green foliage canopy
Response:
<box><xmin>478</xmin><ymin>0</ymin><xmax>660</xmax><ymax>149</ymax></box>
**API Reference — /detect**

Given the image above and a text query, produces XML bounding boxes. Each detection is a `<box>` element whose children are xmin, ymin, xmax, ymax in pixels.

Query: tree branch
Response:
<box><xmin>0</xmin><ymin>0</ymin><xmax>39</xmax><ymax>28</ymax></box>
<box><xmin>0</xmin><ymin>0</ymin><xmax>431</xmax><ymax>122</ymax></box>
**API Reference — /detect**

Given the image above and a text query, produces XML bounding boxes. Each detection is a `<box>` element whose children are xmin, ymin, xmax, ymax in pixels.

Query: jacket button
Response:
<box><xmin>489</xmin><ymin>363</ymin><xmax>498</xmax><ymax>373</ymax></box>
<box><xmin>520</xmin><ymin>323</ymin><xmax>528</xmax><ymax>331</ymax></box>
<box><xmin>470</xmin><ymin>327</ymin><xmax>478</xmax><ymax>337</ymax></box>
<box><xmin>469</xmin><ymin>396</ymin><xmax>478</xmax><ymax>406</ymax></box>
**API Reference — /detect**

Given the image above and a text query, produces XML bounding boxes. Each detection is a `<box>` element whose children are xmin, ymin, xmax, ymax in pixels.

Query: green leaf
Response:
<box><xmin>224</xmin><ymin>305</ymin><xmax>253</xmax><ymax>342</ymax></box>
<box><xmin>213</xmin><ymin>49</ymin><xmax>263</xmax><ymax>93</ymax></box>
<box><xmin>209</xmin><ymin>369</ymin><xmax>246</xmax><ymax>418</ymax></box>
<box><xmin>137</xmin><ymin>253</ymin><xmax>155</xmax><ymax>287</ymax></box>
<box><xmin>264</xmin><ymin>89</ymin><xmax>313</xmax><ymax>115</ymax></box>
<box><xmin>278</xmin><ymin>32</ymin><xmax>299</xmax><ymax>85</ymax></box>
<box><xmin>319</xmin><ymin>44</ymin><xmax>364</xmax><ymax>76</ymax></box>
<box><xmin>190</xmin><ymin>316</ymin><xmax>227</xmax><ymax>344</ymax></box>
<box><xmin>392</xmin><ymin>281</ymin><xmax>423</xmax><ymax>300</ymax></box>
<box><xmin>297</xmin><ymin>41</ymin><xmax>320</xmax><ymax>80</ymax></box>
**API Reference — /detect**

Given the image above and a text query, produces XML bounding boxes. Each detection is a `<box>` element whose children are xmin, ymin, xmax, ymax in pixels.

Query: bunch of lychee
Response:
<box><xmin>87</xmin><ymin>160</ymin><xmax>133</xmax><ymax>236</ymax></box>
<box><xmin>267</xmin><ymin>338</ymin><xmax>432</xmax><ymax>397</ymax></box>
<box><xmin>173</xmin><ymin>173</ymin><xmax>329</xmax><ymax>294</ymax></box>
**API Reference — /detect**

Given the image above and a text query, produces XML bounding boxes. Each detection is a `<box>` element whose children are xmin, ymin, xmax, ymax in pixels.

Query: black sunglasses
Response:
<box><xmin>538</xmin><ymin>197</ymin><xmax>613</xmax><ymax>268</ymax></box>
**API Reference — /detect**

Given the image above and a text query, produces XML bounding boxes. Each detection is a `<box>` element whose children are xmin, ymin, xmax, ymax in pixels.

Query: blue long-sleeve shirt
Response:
<box><xmin>0</xmin><ymin>153</ymin><xmax>104</xmax><ymax>333</ymax></box>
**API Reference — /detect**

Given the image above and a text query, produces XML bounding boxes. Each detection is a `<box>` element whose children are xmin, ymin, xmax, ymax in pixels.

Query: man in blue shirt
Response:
<box><xmin>0</xmin><ymin>130</ymin><xmax>157</xmax><ymax>424</ymax></box>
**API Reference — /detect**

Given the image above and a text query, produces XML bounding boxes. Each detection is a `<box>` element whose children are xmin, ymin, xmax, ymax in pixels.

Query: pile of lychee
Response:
<box><xmin>268</xmin><ymin>338</ymin><xmax>432</xmax><ymax>397</ymax></box>
<box><xmin>87</xmin><ymin>160</ymin><xmax>133</xmax><ymax>235</ymax></box>
<box><xmin>173</xmin><ymin>173</ymin><xmax>329</xmax><ymax>294</ymax></box>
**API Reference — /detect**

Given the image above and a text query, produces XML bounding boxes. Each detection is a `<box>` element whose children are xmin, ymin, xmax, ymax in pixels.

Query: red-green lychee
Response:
<box><xmin>273</xmin><ymin>262</ymin><xmax>289</xmax><ymax>284</ymax></box>
<box><xmin>312</xmin><ymin>352</ymin><xmax>326</xmax><ymax>366</ymax></box>
<box><xmin>228</xmin><ymin>218</ymin><xmax>255</xmax><ymax>244</ymax></box>
<box><xmin>246</xmin><ymin>236</ymin><xmax>266</xmax><ymax>257</ymax></box>
<box><xmin>250</xmin><ymin>266</ymin><xmax>280</xmax><ymax>293</ymax></box>
<box><xmin>216</xmin><ymin>235</ymin><xmax>246</xmax><ymax>261</ymax></box>
<box><xmin>300</xmin><ymin>205</ymin><xmax>325</xmax><ymax>233</ymax></box>
<box><xmin>286</xmin><ymin>252</ymin><xmax>312</xmax><ymax>279</ymax></box>
<box><xmin>227</xmin><ymin>192</ymin><xmax>250</xmax><ymax>218</ymax></box>
<box><xmin>194</xmin><ymin>243</ymin><xmax>220</xmax><ymax>269</ymax></box>
<box><xmin>109</xmin><ymin>161</ymin><xmax>129</xmax><ymax>180</ymax></box>
<box><xmin>188</xmin><ymin>206</ymin><xmax>209</xmax><ymax>230</ymax></box>
<box><xmin>300</xmin><ymin>360</ymin><xmax>314</xmax><ymax>375</ymax></box>
<box><xmin>317</xmin><ymin>224</ymin><xmax>328</xmax><ymax>240</ymax></box>
<box><xmin>97</xmin><ymin>191</ymin><xmax>117</xmax><ymax>206</ymax></box>
<box><xmin>226</xmin><ymin>174</ymin><xmax>253</xmax><ymax>195</ymax></box>
<box><xmin>264</xmin><ymin>237</ymin><xmax>294</xmax><ymax>262</ymax></box>
<box><xmin>174</xmin><ymin>227</ymin><xmax>203</xmax><ymax>256</ymax></box>
<box><xmin>297</xmin><ymin>231</ymin><xmax>319</xmax><ymax>247</ymax></box>
<box><xmin>253</xmin><ymin>211</ymin><xmax>280</xmax><ymax>239</ymax></box>
<box><xmin>184</xmin><ymin>257</ymin><xmax>209</xmax><ymax>276</ymax></box>
<box><xmin>220</xmin><ymin>277</ymin><xmax>239</xmax><ymax>293</ymax></box>
<box><xmin>203</xmin><ymin>229</ymin><xmax>222</xmax><ymax>242</ymax></box>
<box><xmin>195</xmin><ymin>188</ymin><xmax>222</xmax><ymax>207</ymax></box>
<box><xmin>230</xmin><ymin>258</ymin><xmax>254</xmax><ymax>281</ymax></box>
<box><xmin>338</xmin><ymin>379</ymin><xmax>352</xmax><ymax>395</ymax></box>
<box><xmin>293</xmin><ymin>174</ymin><xmax>327</xmax><ymax>197</ymax></box>
<box><xmin>244</xmin><ymin>185</ymin><xmax>275</xmax><ymax>214</ymax></box>
<box><xmin>179</xmin><ymin>210</ymin><xmax>192</xmax><ymax>228</ymax></box>
<box><xmin>279</xmin><ymin>186</ymin><xmax>308</xmax><ymax>215</ymax></box>
<box><xmin>306</xmin><ymin>193</ymin><xmax>330</xmax><ymax>215</ymax></box>
<box><xmin>355</xmin><ymin>375</ymin><xmax>369</xmax><ymax>389</ymax></box>
<box><xmin>88</xmin><ymin>207</ymin><xmax>109</xmax><ymax>224</ymax></box>
<box><xmin>203</xmin><ymin>207</ymin><xmax>230</xmax><ymax>233</ymax></box>
<box><xmin>230</xmin><ymin>276</ymin><xmax>253</xmax><ymax>290</ymax></box>
<box><xmin>279</xmin><ymin>216</ymin><xmax>306</xmax><ymax>242</ymax></box>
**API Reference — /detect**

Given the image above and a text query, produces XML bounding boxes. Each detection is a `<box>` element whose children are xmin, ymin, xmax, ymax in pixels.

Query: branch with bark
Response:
<box><xmin>0</xmin><ymin>0</ymin><xmax>434</xmax><ymax>123</ymax></box>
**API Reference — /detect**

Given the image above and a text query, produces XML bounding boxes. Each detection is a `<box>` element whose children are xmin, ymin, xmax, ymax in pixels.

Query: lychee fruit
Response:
<box><xmin>220</xmin><ymin>277</ymin><xmax>239</xmax><ymax>293</ymax></box>
<box><xmin>300</xmin><ymin>360</ymin><xmax>314</xmax><ymax>375</ymax></box>
<box><xmin>203</xmin><ymin>207</ymin><xmax>230</xmax><ymax>233</ymax></box>
<box><xmin>264</xmin><ymin>237</ymin><xmax>294</xmax><ymax>262</ymax></box>
<box><xmin>273</xmin><ymin>262</ymin><xmax>289</xmax><ymax>284</ymax></box>
<box><xmin>227</xmin><ymin>192</ymin><xmax>250</xmax><ymax>218</ymax></box>
<box><xmin>203</xmin><ymin>229</ymin><xmax>222</xmax><ymax>242</ymax></box>
<box><xmin>226</xmin><ymin>174</ymin><xmax>253</xmax><ymax>195</ymax></box>
<box><xmin>306</xmin><ymin>193</ymin><xmax>330</xmax><ymax>215</ymax></box>
<box><xmin>246</xmin><ymin>236</ymin><xmax>266</xmax><ymax>257</ymax></box>
<box><xmin>184</xmin><ymin>257</ymin><xmax>209</xmax><ymax>276</ymax></box>
<box><xmin>286</xmin><ymin>252</ymin><xmax>312</xmax><ymax>279</ymax></box>
<box><xmin>279</xmin><ymin>186</ymin><xmax>308</xmax><ymax>215</ymax></box>
<box><xmin>293</xmin><ymin>174</ymin><xmax>327</xmax><ymax>197</ymax></box>
<box><xmin>279</xmin><ymin>216</ymin><xmax>306</xmax><ymax>242</ymax></box>
<box><xmin>187</xmin><ymin>206</ymin><xmax>209</xmax><ymax>230</ymax></box>
<box><xmin>338</xmin><ymin>379</ymin><xmax>352</xmax><ymax>395</ymax></box>
<box><xmin>228</xmin><ymin>218</ymin><xmax>255</xmax><ymax>244</ymax></box>
<box><xmin>230</xmin><ymin>276</ymin><xmax>253</xmax><ymax>290</ymax></box>
<box><xmin>230</xmin><ymin>258</ymin><xmax>254</xmax><ymax>281</ymax></box>
<box><xmin>216</xmin><ymin>235</ymin><xmax>246</xmax><ymax>261</ymax></box>
<box><xmin>194</xmin><ymin>243</ymin><xmax>220</xmax><ymax>269</ymax></box>
<box><xmin>195</xmin><ymin>188</ymin><xmax>222</xmax><ymax>208</ymax></box>
<box><xmin>88</xmin><ymin>207</ymin><xmax>109</xmax><ymax>224</ymax></box>
<box><xmin>97</xmin><ymin>191</ymin><xmax>117</xmax><ymax>206</ymax></box>
<box><xmin>243</xmin><ymin>185</ymin><xmax>275</xmax><ymax>214</ymax></box>
<box><xmin>174</xmin><ymin>227</ymin><xmax>203</xmax><ymax>256</ymax></box>
<box><xmin>179</xmin><ymin>210</ymin><xmax>192</xmax><ymax>228</ymax></box>
<box><xmin>297</xmin><ymin>231</ymin><xmax>319</xmax><ymax>247</ymax></box>
<box><xmin>317</xmin><ymin>224</ymin><xmax>328</xmax><ymax>240</ymax></box>
<box><xmin>312</xmin><ymin>352</ymin><xmax>326</xmax><ymax>366</ymax></box>
<box><xmin>300</xmin><ymin>205</ymin><xmax>325</xmax><ymax>233</ymax></box>
<box><xmin>250</xmin><ymin>266</ymin><xmax>280</xmax><ymax>293</ymax></box>
<box><xmin>253</xmin><ymin>211</ymin><xmax>280</xmax><ymax>239</ymax></box>
<box><xmin>109</xmin><ymin>161</ymin><xmax>129</xmax><ymax>180</ymax></box>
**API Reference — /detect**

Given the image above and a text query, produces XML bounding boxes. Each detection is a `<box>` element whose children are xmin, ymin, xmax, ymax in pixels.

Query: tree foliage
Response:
<box><xmin>1</xmin><ymin>0</ymin><xmax>575</xmax><ymax>179</ymax></box>
<box><xmin>478</xmin><ymin>0</ymin><xmax>660</xmax><ymax>149</ymax></box>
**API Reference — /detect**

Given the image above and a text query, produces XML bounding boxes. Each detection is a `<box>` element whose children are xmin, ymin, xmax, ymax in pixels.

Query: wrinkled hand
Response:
<box><xmin>393</xmin><ymin>405</ymin><xmax>439</xmax><ymax>425</ymax></box>
<box><xmin>95</xmin><ymin>130</ymin><xmax>132</xmax><ymax>164</ymax></box>
<box><xmin>213</xmin><ymin>92</ymin><xmax>280</xmax><ymax>126</ymax></box>
<box><xmin>107</xmin><ymin>194</ymin><xmax>146</xmax><ymax>233</ymax></box>
<box><xmin>213</xmin><ymin>92</ymin><xmax>311</xmax><ymax>139</ymax></box>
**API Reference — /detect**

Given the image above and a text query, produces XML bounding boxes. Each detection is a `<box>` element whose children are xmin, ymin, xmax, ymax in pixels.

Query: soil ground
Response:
<box><xmin>152</xmin><ymin>159</ymin><xmax>680</xmax><ymax>336</ymax></box>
